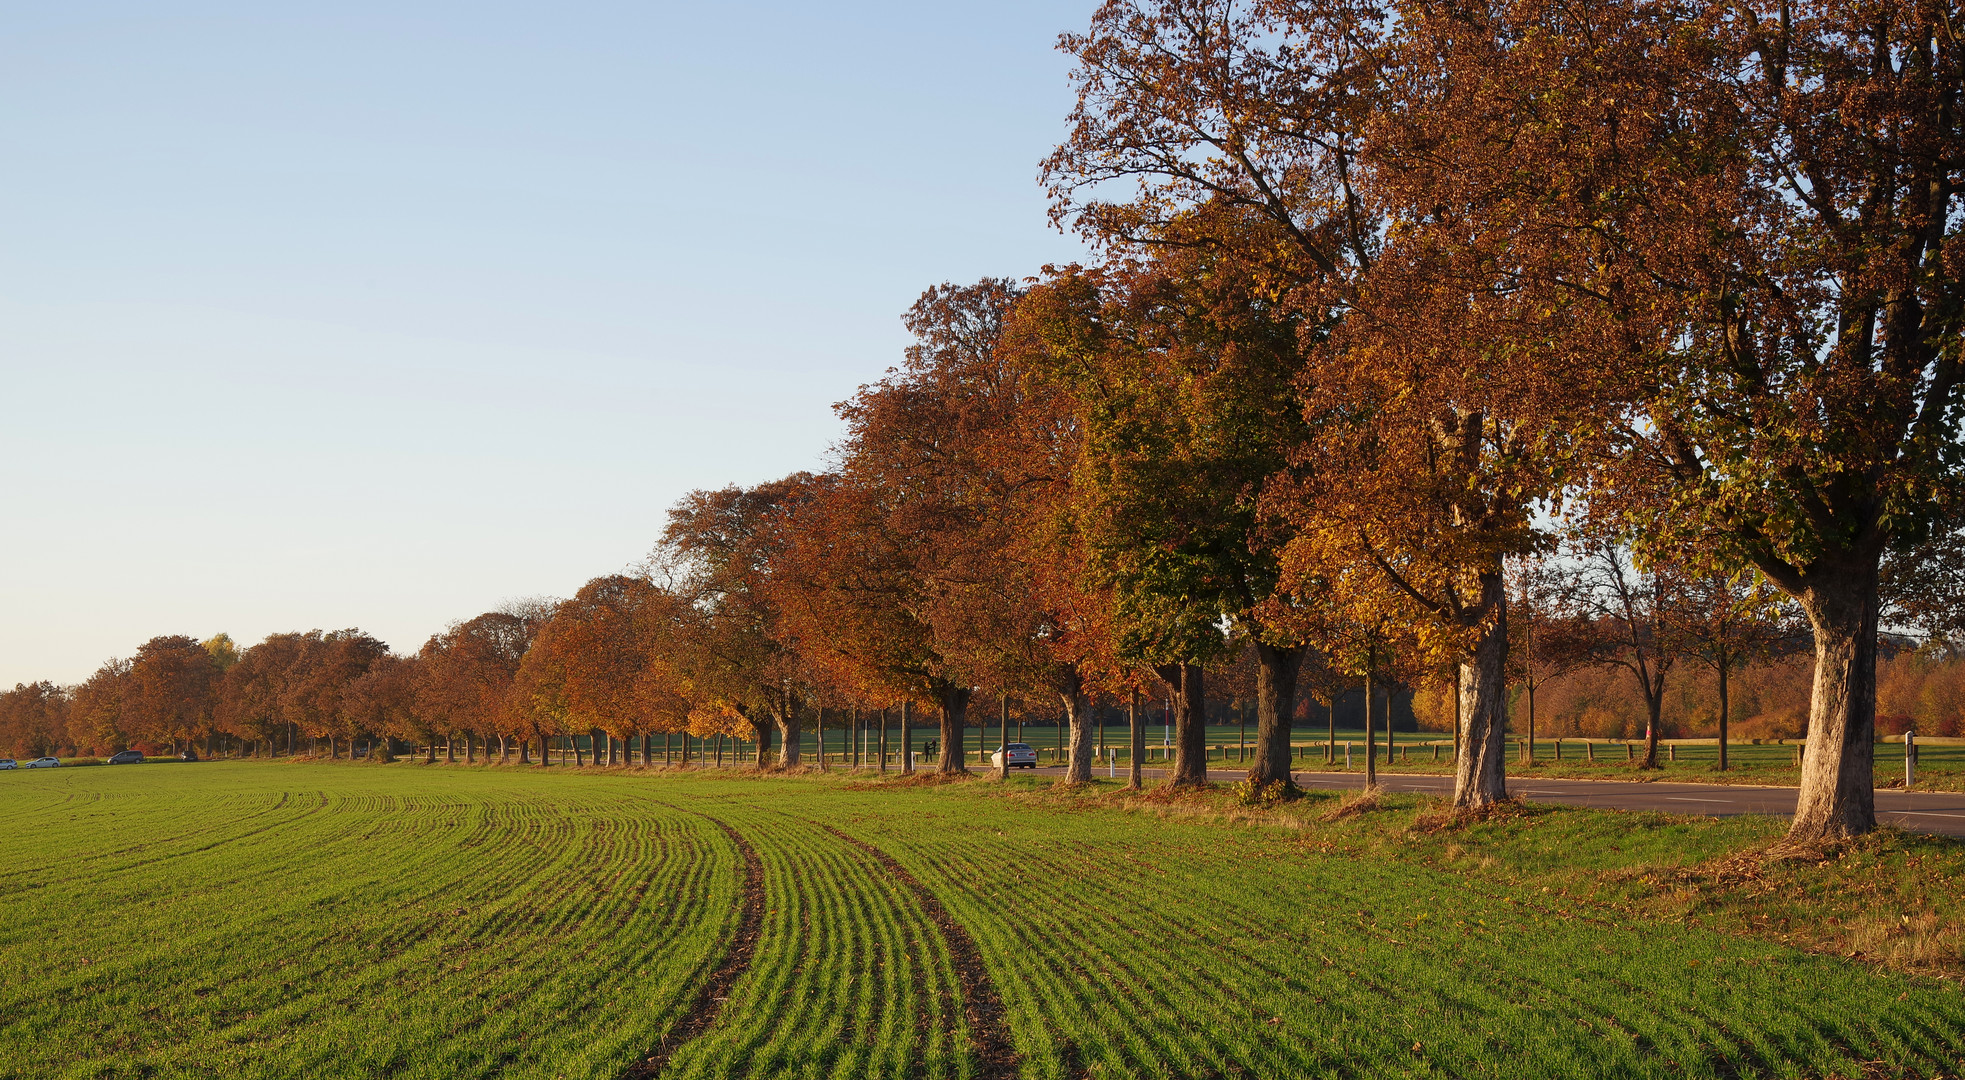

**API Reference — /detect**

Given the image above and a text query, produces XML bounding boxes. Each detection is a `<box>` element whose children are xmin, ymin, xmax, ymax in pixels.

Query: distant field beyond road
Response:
<box><xmin>1</xmin><ymin>763</ymin><xmax>1961</xmax><ymax>1079</ymax></box>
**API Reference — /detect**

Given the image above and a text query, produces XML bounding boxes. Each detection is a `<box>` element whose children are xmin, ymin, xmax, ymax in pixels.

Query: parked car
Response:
<box><xmin>22</xmin><ymin>757</ymin><xmax>61</xmax><ymax>769</ymax></box>
<box><xmin>107</xmin><ymin>750</ymin><xmax>145</xmax><ymax>765</ymax></box>
<box><xmin>990</xmin><ymin>743</ymin><xmax>1039</xmax><ymax>769</ymax></box>
<box><xmin>0</xmin><ymin>759</ymin><xmax>15</xmax><ymax>770</ymax></box>
<box><xmin>178</xmin><ymin>749</ymin><xmax>200</xmax><ymax>762</ymax></box>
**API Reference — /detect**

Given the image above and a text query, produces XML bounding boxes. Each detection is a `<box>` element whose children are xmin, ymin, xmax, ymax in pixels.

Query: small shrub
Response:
<box><xmin>1230</xmin><ymin>778</ymin><xmax>1297</xmax><ymax>809</ymax></box>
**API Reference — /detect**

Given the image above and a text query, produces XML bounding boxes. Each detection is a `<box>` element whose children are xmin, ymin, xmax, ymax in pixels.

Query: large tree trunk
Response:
<box><xmin>1639</xmin><ymin>691</ymin><xmax>1663</xmax><ymax>769</ymax></box>
<box><xmin>1247</xmin><ymin>643</ymin><xmax>1301</xmax><ymax>785</ymax></box>
<box><xmin>1128</xmin><ymin>689</ymin><xmax>1145</xmax><ymax>789</ymax></box>
<box><xmin>751</xmin><ymin>719</ymin><xmax>773</xmax><ymax>768</ymax></box>
<box><xmin>1059</xmin><ymin>672</ymin><xmax>1091</xmax><ymax>783</ymax></box>
<box><xmin>1452</xmin><ymin>584</ymin><xmax>1510</xmax><ymax>809</ymax></box>
<box><xmin>1154</xmin><ymin>662</ymin><xmax>1208</xmax><ymax>787</ymax></box>
<box><xmin>938</xmin><ymin>686</ymin><xmax>974</xmax><ymax>774</ymax></box>
<box><xmin>776</xmin><ymin>708</ymin><xmax>802</xmax><ymax>767</ymax></box>
<box><xmin>1788</xmin><ymin>570</ymin><xmax>1879</xmax><ymax>842</ymax></box>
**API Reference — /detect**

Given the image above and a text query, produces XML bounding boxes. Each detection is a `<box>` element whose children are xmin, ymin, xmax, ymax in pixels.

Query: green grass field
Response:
<box><xmin>2</xmin><ymin>762</ymin><xmax>1962</xmax><ymax>1079</ymax></box>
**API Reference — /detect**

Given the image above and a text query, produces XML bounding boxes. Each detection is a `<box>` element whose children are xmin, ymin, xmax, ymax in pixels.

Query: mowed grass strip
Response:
<box><xmin>0</xmin><ymin>765</ymin><xmax>741</xmax><ymax>1079</ymax></box>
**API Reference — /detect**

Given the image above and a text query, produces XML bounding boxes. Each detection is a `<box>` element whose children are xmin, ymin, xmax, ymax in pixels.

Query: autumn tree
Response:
<box><xmin>1370</xmin><ymin>0</ymin><xmax>1964</xmax><ymax>839</ymax></box>
<box><xmin>660</xmin><ymin>479</ymin><xmax>816</xmax><ymax>767</ymax></box>
<box><xmin>1043</xmin><ymin>1</ymin><xmax>1567</xmax><ymax>807</ymax></box>
<box><xmin>284</xmin><ymin>631</ymin><xmax>390</xmax><ymax>758</ymax></box>
<box><xmin>1009</xmin><ymin>240</ymin><xmax>1325</xmax><ymax>788</ymax></box>
<box><xmin>124</xmin><ymin>636</ymin><xmax>220</xmax><ymax>754</ymax></box>
<box><xmin>1667</xmin><ymin>569</ymin><xmax>1799</xmax><ymax>771</ymax></box>
<box><xmin>811</xmin><ymin>278</ymin><xmax>1122</xmax><ymax>779</ymax></box>
<box><xmin>420</xmin><ymin>608</ymin><xmax>550</xmax><ymax>763</ymax></box>
<box><xmin>342</xmin><ymin>654</ymin><xmax>421</xmax><ymax>762</ymax></box>
<box><xmin>1541</xmin><ymin>540</ymin><xmax>1693</xmax><ymax>770</ymax></box>
<box><xmin>514</xmin><ymin>576</ymin><xmax>692</xmax><ymax>766</ymax></box>
<box><xmin>69</xmin><ymin>660</ymin><xmax>131</xmax><ymax>755</ymax></box>
<box><xmin>0</xmin><ymin>682</ymin><xmax>69</xmax><ymax>758</ymax></box>
<box><xmin>218</xmin><ymin>633</ymin><xmax>310</xmax><ymax>754</ymax></box>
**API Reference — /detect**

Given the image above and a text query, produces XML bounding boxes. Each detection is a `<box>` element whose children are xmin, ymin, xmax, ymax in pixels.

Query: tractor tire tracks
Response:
<box><xmin>623</xmin><ymin>811</ymin><xmax>764</xmax><ymax>1079</ymax></box>
<box><xmin>812</xmin><ymin>821</ymin><xmax>1020</xmax><ymax>1080</ymax></box>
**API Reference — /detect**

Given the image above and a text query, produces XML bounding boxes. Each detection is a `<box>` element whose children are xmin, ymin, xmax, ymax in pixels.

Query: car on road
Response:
<box><xmin>0</xmin><ymin>759</ymin><xmax>15</xmax><ymax>770</ymax></box>
<box><xmin>22</xmin><ymin>757</ymin><xmax>61</xmax><ymax>769</ymax></box>
<box><xmin>107</xmin><ymin>750</ymin><xmax>145</xmax><ymax>765</ymax></box>
<box><xmin>179</xmin><ymin>749</ymin><xmax>200</xmax><ymax>762</ymax></box>
<box><xmin>991</xmin><ymin>743</ymin><xmax>1039</xmax><ymax>769</ymax></box>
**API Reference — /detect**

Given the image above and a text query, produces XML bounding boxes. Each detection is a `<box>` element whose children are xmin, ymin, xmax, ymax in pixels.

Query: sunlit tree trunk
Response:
<box><xmin>776</xmin><ymin>706</ymin><xmax>802</xmax><ymax>768</ymax></box>
<box><xmin>1248</xmin><ymin>643</ymin><xmax>1301</xmax><ymax>785</ymax></box>
<box><xmin>1059</xmin><ymin>674</ymin><xmax>1091</xmax><ymax>784</ymax></box>
<box><xmin>1789</xmin><ymin>567</ymin><xmax>1880</xmax><ymax>842</ymax></box>
<box><xmin>1155</xmin><ymin>662</ymin><xmax>1207</xmax><ymax>786</ymax></box>
<box><xmin>938</xmin><ymin>686</ymin><xmax>974</xmax><ymax>774</ymax></box>
<box><xmin>1452</xmin><ymin>580</ymin><xmax>1510</xmax><ymax>809</ymax></box>
<box><xmin>751</xmin><ymin>717</ymin><xmax>773</xmax><ymax>768</ymax></box>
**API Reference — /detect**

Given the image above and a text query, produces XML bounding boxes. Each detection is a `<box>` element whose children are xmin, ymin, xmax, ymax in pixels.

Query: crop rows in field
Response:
<box><xmin>0</xmin><ymin>770</ymin><xmax>744</xmax><ymax>1079</ymax></box>
<box><xmin>787</xmin><ymin>784</ymin><xmax>1965</xmax><ymax>1080</ymax></box>
<box><xmin>4</xmin><ymin>764</ymin><xmax>1964</xmax><ymax>1080</ymax></box>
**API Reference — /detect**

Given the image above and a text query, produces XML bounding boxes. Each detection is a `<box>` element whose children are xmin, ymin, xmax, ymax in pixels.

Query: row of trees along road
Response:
<box><xmin>0</xmin><ymin>0</ymin><xmax>1958</xmax><ymax>849</ymax></box>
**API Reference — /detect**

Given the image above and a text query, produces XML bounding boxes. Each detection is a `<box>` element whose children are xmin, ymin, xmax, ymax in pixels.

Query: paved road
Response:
<box><xmin>996</xmin><ymin>763</ymin><xmax>1965</xmax><ymax>839</ymax></box>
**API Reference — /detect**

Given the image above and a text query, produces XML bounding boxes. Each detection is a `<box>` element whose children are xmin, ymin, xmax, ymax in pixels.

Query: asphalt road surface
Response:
<box><xmin>999</xmin><ymin>763</ymin><xmax>1965</xmax><ymax>839</ymax></box>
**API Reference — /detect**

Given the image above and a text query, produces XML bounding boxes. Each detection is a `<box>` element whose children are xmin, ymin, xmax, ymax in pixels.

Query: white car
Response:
<box><xmin>991</xmin><ymin>743</ymin><xmax>1039</xmax><ymax>769</ymax></box>
<box><xmin>0</xmin><ymin>759</ymin><xmax>15</xmax><ymax>770</ymax></box>
<box><xmin>21</xmin><ymin>757</ymin><xmax>60</xmax><ymax>769</ymax></box>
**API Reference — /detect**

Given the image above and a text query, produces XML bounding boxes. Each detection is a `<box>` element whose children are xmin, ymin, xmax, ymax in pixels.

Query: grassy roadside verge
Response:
<box><xmin>962</xmin><ymin>773</ymin><xmax>1965</xmax><ymax>979</ymax></box>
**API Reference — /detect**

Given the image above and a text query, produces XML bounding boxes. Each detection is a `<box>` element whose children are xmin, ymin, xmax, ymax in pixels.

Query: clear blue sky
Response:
<box><xmin>0</xmin><ymin>2</ymin><xmax>1090</xmax><ymax>685</ymax></box>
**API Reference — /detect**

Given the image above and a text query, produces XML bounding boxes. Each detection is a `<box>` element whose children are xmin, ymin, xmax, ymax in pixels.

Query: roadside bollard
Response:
<box><xmin>1907</xmin><ymin>730</ymin><xmax>1917</xmax><ymax>787</ymax></box>
<box><xmin>1669</xmin><ymin>744</ymin><xmax>1677</xmax><ymax>763</ymax></box>
<box><xmin>1345</xmin><ymin>742</ymin><xmax>1352</xmax><ymax>769</ymax></box>
<box><xmin>1108</xmin><ymin>749</ymin><xmax>1116</xmax><ymax>779</ymax></box>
